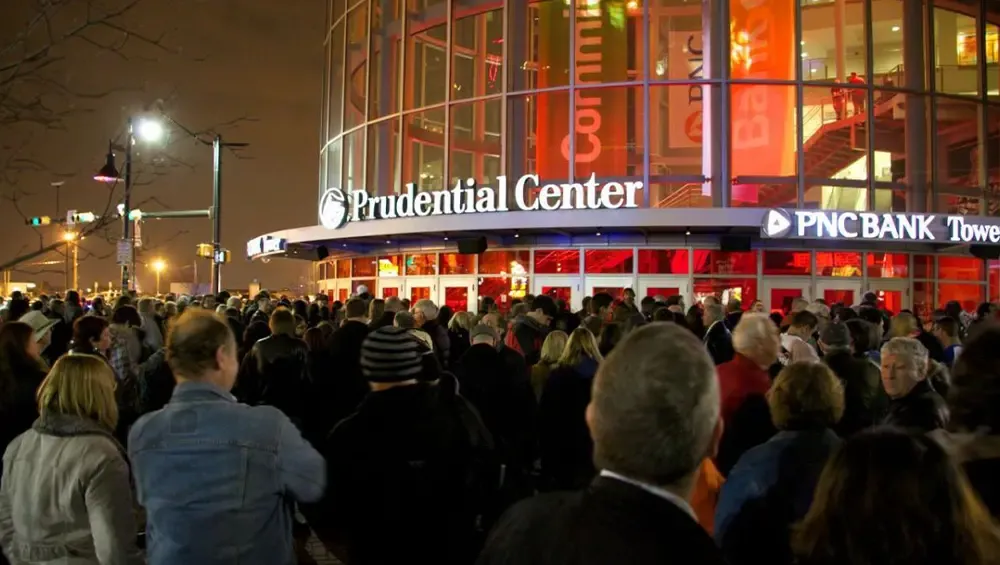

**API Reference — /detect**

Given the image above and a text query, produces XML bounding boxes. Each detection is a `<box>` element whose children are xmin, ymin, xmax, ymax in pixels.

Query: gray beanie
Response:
<box><xmin>361</xmin><ymin>326</ymin><xmax>424</xmax><ymax>382</ymax></box>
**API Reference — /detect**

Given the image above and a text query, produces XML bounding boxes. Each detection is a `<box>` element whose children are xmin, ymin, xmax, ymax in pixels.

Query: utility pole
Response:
<box><xmin>121</xmin><ymin>117</ymin><xmax>134</xmax><ymax>293</ymax></box>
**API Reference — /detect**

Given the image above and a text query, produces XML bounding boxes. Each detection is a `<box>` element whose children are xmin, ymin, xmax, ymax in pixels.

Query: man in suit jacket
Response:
<box><xmin>704</xmin><ymin>302</ymin><xmax>736</xmax><ymax>365</ymax></box>
<box><xmin>476</xmin><ymin>323</ymin><xmax>726</xmax><ymax>565</ymax></box>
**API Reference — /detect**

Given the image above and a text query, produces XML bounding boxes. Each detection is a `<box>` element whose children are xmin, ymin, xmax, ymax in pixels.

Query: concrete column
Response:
<box><xmin>834</xmin><ymin>0</ymin><xmax>847</xmax><ymax>81</ymax></box>
<box><xmin>507</xmin><ymin>0</ymin><xmax>527</xmax><ymax>203</ymax></box>
<box><xmin>704</xmin><ymin>0</ymin><xmax>730</xmax><ymax>206</ymax></box>
<box><xmin>903</xmin><ymin>0</ymin><xmax>928</xmax><ymax>212</ymax></box>
<box><xmin>376</xmin><ymin>0</ymin><xmax>397</xmax><ymax>194</ymax></box>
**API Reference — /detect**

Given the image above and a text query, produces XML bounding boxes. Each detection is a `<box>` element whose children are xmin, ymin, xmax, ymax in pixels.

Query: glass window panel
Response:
<box><xmin>403</xmin><ymin>110</ymin><xmax>445</xmax><ymax>193</ymax></box>
<box><xmin>693</xmin><ymin>278</ymin><xmax>758</xmax><ymax>306</ymax></box>
<box><xmin>991</xmin><ymin>25</ymin><xmax>1000</xmax><ymax>103</ymax></box>
<box><xmin>938</xmin><ymin>256</ymin><xmax>985</xmax><ymax>281</ymax></box>
<box><xmin>914</xmin><ymin>255</ymin><xmax>934</xmax><ymax>278</ymax></box>
<box><xmin>867</xmin><ymin>252</ymin><xmax>909</xmax><ymax>278</ymax></box>
<box><xmin>534</xmin><ymin>249</ymin><xmax>580</xmax><ymax>274</ymax></box>
<box><xmin>382</xmin><ymin>286</ymin><xmax>400</xmax><ymax>299</ymax></box>
<box><xmin>584</xmin><ymin>249</ymin><xmax>634</xmax><ymax>274</ymax></box>
<box><xmin>479</xmin><ymin>250</ymin><xmax>530</xmax><ymax>275</ymax></box>
<box><xmin>692</xmin><ymin>250</ymin><xmax>757</xmax><ymax>275</ymax></box>
<box><xmin>443</xmin><ymin>285</ymin><xmax>471</xmax><ymax>313</ymax></box>
<box><xmin>934</xmin><ymin>7</ymin><xmax>979</xmax><ymax>97</ymax></box>
<box><xmin>326</xmin><ymin>140</ymin><xmax>342</xmax><ymax>192</ymax></box>
<box><xmin>336</xmin><ymin>259</ymin><xmax>351</xmax><ymax>278</ymax></box>
<box><xmin>731</xmin><ymin>84</ymin><xmax>797</xmax><ymax>179</ymax></box>
<box><xmin>352</xmin><ymin>257</ymin><xmax>377</xmax><ymax>277</ymax></box>
<box><xmin>329</xmin><ymin>22</ymin><xmax>345</xmax><ymax>137</ymax></box>
<box><xmin>638</xmin><ymin>249</ymin><xmax>690</xmax><ymax>274</ymax></box>
<box><xmin>452</xmin><ymin>7</ymin><xmax>503</xmax><ymax>100</ymax></box>
<box><xmin>872</xmin><ymin>89</ymin><xmax>928</xmax><ymax>214</ymax></box>
<box><xmin>507</xmin><ymin>91</ymin><xmax>571</xmax><ymax>206</ymax></box>
<box><xmin>345</xmin><ymin>5</ymin><xmax>369</xmax><ymax>129</ymax></box>
<box><xmin>405</xmin><ymin>11</ymin><xmax>446</xmax><ymax>110</ymax></box>
<box><xmin>510</xmin><ymin>0</ymin><xmax>570</xmax><ymax>92</ymax></box>
<box><xmin>367</xmin><ymin>119</ymin><xmax>400</xmax><ymax>196</ymax></box>
<box><xmin>332</xmin><ymin>0</ymin><xmax>344</xmax><ymax>23</ymax></box>
<box><xmin>406</xmin><ymin>253</ymin><xmax>438</xmax><ymax>276</ymax></box>
<box><xmin>938</xmin><ymin>283</ymin><xmax>983</xmax><ymax>313</ymax></box>
<box><xmin>991</xmin><ymin>260</ymin><xmax>1000</xmax><ymax>302</ymax></box>
<box><xmin>913</xmin><ymin>281</ymin><xmax>934</xmax><ymax>325</ymax></box>
<box><xmin>802</xmin><ymin>86</ymin><xmax>870</xmax><ymax>213</ymax></box>
<box><xmin>800</xmin><ymin>0</ymin><xmax>867</xmax><ymax>83</ymax></box>
<box><xmin>368</xmin><ymin>4</ymin><xmax>402</xmax><ymax>118</ymax></box>
<box><xmin>729</xmin><ymin>0</ymin><xmax>795</xmax><ymax>81</ymax></box>
<box><xmin>815</xmin><ymin>252</ymin><xmax>862</xmax><ymax>277</ymax></box>
<box><xmin>935</xmin><ymin>96</ymin><xmax>983</xmax><ymax>215</ymax></box>
<box><xmin>343</xmin><ymin>128</ymin><xmax>366</xmax><ymax>194</ymax></box>
<box><xmin>763</xmin><ymin>250</ymin><xmax>812</xmax><ymax>276</ymax></box>
<box><xmin>870</xmin><ymin>0</ymin><xmax>904</xmax><ymax>85</ymax></box>
<box><xmin>440</xmin><ymin>253</ymin><xmax>475</xmax><ymax>275</ymax></box>
<box><xmin>377</xmin><ymin>255</ymin><xmax>402</xmax><ymax>277</ymax></box>
<box><xmin>450</xmin><ymin>98</ymin><xmax>503</xmax><ymax>185</ymax></box>
<box><xmin>409</xmin><ymin>285</ymin><xmax>432</xmax><ymax>303</ymax></box>
<box><xmin>478</xmin><ymin>277</ymin><xmax>529</xmax><ymax>314</ymax></box>
<box><xmin>989</xmin><ymin>104</ymin><xmax>1000</xmax><ymax>215</ymax></box>
<box><xmin>573</xmin><ymin>87</ymin><xmax>644</xmax><ymax>182</ymax></box>
<box><xmin>650</xmin><ymin>0</ymin><xmax>705</xmax><ymax>81</ymax></box>
<box><xmin>649</xmin><ymin>85</ymin><xmax>706</xmax><ymax>206</ymax></box>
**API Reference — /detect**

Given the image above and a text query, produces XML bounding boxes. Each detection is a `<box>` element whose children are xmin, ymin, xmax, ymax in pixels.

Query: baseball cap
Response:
<box><xmin>19</xmin><ymin>311</ymin><xmax>59</xmax><ymax>342</ymax></box>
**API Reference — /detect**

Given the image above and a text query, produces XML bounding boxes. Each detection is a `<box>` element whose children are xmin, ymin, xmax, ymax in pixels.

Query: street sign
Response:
<box><xmin>66</xmin><ymin>209</ymin><xmax>77</xmax><ymax>226</ymax></box>
<box><xmin>116</xmin><ymin>240</ymin><xmax>133</xmax><ymax>266</ymax></box>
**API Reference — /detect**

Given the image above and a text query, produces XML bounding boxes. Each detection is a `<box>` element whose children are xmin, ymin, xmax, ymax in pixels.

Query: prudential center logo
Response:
<box><xmin>319</xmin><ymin>188</ymin><xmax>348</xmax><ymax>230</ymax></box>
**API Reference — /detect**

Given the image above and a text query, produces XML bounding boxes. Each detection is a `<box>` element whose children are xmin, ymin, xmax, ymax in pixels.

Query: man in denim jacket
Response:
<box><xmin>129</xmin><ymin>310</ymin><xmax>326</xmax><ymax>565</ymax></box>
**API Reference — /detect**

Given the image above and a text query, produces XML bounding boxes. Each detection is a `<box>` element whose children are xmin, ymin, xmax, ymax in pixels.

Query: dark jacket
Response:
<box><xmin>369</xmin><ymin>310</ymin><xmax>395</xmax><ymax>330</ymax></box>
<box><xmin>234</xmin><ymin>333</ymin><xmax>311</xmax><ymax>425</ymax></box>
<box><xmin>538</xmin><ymin>357</ymin><xmax>600</xmax><ymax>491</ymax></box>
<box><xmin>883</xmin><ymin>379</ymin><xmax>949</xmax><ymax>432</ymax></box>
<box><xmin>476</xmin><ymin>475</ymin><xmax>726</xmax><ymax>565</ymax></box>
<box><xmin>422</xmin><ymin>319</ymin><xmax>451</xmax><ymax>370</ymax></box>
<box><xmin>822</xmin><ymin>349</ymin><xmax>887</xmax><ymax>437</ymax></box>
<box><xmin>0</xmin><ymin>363</ymin><xmax>47</xmax><ymax>462</ymax></box>
<box><xmin>449</xmin><ymin>327</ymin><xmax>471</xmax><ymax>368</ymax></box>
<box><xmin>704</xmin><ymin>321</ymin><xmax>735</xmax><ymax>366</ymax></box>
<box><xmin>323</xmin><ymin>383</ymin><xmax>494</xmax><ymax>565</ymax></box>
<box><xmin>715</xmin><ymin>428</ymin><xmax>841</xmax><ymax>565</ymax></box>
<box><xmin>43</xmin><ymin>317</ymin><xmax>71</xmax><ymax>364</ymax></box>
<box><xmin>136</xmin><ymin>347</ymin><xmax>175</xmax><ymax>415</ymax></box>
<box><xmin>327</xmin><ymin>320</ymin><xmax>373</xmax><ymax>425</ymax></box>
<box><xmin>504</xmin><ymin>316</ymin><xmax>549</xmax><ymax>367</ymax></box>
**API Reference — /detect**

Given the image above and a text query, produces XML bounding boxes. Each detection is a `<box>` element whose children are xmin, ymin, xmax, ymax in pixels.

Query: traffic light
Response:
<box><xmin>196</xmin><ymin>243</ymin><xmax>213</xmax><ymax>258</ymax></box>
<box><xmin>27</xmin><ymin>216</ymin><xmax>51</xmax><ymax>226</ymax></box>
<box><xmin>74</xmin><ymin>212</ymin><xmax>97</xmax><ymax>224</ymax></box>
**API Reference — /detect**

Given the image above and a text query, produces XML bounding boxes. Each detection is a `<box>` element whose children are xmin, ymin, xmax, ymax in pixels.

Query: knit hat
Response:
<box><xmin>361</xmin><ymin>326</ymin><xmax>425</xmax><ymax>382</ymax></box>
<box><xmin>819</xmin><ymin>322</ymin><xmax>851</xmax><ymax>348</ymax></box>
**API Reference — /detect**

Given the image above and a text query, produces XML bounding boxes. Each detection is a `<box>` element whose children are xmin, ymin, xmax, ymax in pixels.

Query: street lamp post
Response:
<box><xmin>151</xmin><ymin>259</ymin><xmax>166</xmax><ymax>296</ymax></box>
<box><xmin>62</xmin><ymin>231</ymin><xmax>78</xmax><ymax>291</ymax></box>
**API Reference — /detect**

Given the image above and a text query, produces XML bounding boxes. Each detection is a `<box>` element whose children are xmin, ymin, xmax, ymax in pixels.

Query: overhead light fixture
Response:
<box><xmin>93</xmin><ymin>141</ymin><xmax>121</xmax><ymax>183</ymax></box>
<box><xmin>891</xmin><ymin>25</ymin><xmax>900</xmax><ymax>32</ymax></box>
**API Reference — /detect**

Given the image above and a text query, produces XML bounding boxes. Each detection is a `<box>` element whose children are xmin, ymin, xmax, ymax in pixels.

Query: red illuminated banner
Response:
<box><xmin>536</xmin><ymin>0</ymin><xmax>629</xmax><ymax>181</ymax></box>
<box><xmin>730</xmin><ymin>0</ymin><xmax>796</xmax><ymax>200</ymax></box>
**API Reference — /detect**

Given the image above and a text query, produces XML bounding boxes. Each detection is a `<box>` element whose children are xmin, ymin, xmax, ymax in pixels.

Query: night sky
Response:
<box><xmin>0</xmin><ymin>0</ymin><xmax>323</xmax><ymax>294</ymax></box>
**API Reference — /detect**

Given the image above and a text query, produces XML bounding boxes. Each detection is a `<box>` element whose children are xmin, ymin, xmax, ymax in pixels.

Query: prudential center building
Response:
<box><xmin>248</xmin><ymin>0</ymin><xmax>1000</xmax><ymax>320</ymax></box>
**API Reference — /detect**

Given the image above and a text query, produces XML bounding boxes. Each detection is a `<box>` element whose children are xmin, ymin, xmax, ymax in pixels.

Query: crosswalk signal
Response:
<box><xmin>196</xmin><ymin>243</ymin><xmax>214</xmax><ymax>258</ymax></box>
<box><xmin>27</xmin><ymin>216</ymin><xmax>51</xmax><ymax>226</ymax></box>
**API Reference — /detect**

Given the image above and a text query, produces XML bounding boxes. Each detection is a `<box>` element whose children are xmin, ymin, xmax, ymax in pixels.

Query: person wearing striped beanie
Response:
<box><xmin>359</xmin><ymin>326</ymin><xmax>425</xmax><ymax>384</ymax></box>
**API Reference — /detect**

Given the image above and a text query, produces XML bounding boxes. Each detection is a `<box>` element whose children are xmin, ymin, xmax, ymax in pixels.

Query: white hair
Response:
<box><xmin>733</xmin><ymin>313</ymin><xmax>777</xmax><ymax>356</ymax></box>
<box><xmin>356</xmin><ymin>284</ymin><xmax>369</xmax><ymax>295</ymax></box>
<box><xmin>413</xmin><ymin>298</ymin><xmax>438</xmax><ymax>320</ymax></box>
<box><xmin>806</xmin><ymin>302</ymin><xmax>831</xmax><ymax>319</ymax></box>
<box><xmin>881</xmin><ymin>337</ymin><xmax>929</xmax><ymax>376</ymax></box>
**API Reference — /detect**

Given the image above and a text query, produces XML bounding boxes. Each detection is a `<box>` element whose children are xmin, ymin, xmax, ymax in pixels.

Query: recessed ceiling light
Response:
<box><xmin>800</xmin><ymin>40</ymin><xmax>805</xmax><ymax>45</ymax></box>
<box><xmin>596</xmin><ymin>231</ymin><xmax>602</xmax><ymax>236</ymax></box>
<box><xmin>385</xmin><ymin>240</ymin><xmax>391</xmax><ymax>244</ymax></box>
<box><xmin>891</xmin><ymin>25</ymin><xmax>900</xmax><ymax>32</ymax></box>
<box><xmin>811</xmin><ymin>68</ymin><xmax>818</xmax><ymax>73</ymax></box>
<box><xmin>801</xmin><ymin>52</ymin><xmax>808</xmax><ymax>58</ymax></box>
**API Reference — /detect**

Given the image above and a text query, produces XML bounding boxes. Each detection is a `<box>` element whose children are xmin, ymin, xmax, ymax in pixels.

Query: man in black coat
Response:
<box><xmin>881</xmin><ymin>336</ymin><xmax>949</xmax><ymax>432</ymax></box>
<box><xmin>477</xmin><ymin>323</ymin><xmax>726</xmax><ymax>565</ymax></box>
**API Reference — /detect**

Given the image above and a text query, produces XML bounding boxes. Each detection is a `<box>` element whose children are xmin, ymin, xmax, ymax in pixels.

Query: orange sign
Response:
<box><xmin>536</xmin><ymin>1</ymin><xmax>629</xmax><ymax>181</ymax></box>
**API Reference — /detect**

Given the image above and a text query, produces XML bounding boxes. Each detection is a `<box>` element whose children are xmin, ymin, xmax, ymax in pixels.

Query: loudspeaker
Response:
<box><xmin>298</xmin><ymin>245</ymin><xmax>329</xmax><ymax>261</ymax></box>
<box><xmin>970</xmin><ymin>245</ymin><xmax>1000</xmax><ymax>260</ymax></box>
<box><xmin>720</xmin><ymin>235</ymin><xmax>752</xmax><ymax>252</ymax></box>
<box><xmin>457</xmin><ymin>236</ymin><xmax>488</xmax><ymax>254</ymax></box>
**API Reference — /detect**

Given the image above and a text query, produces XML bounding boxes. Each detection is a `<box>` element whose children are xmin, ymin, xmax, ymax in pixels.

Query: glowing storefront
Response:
<box><xmin>249</xmin><ymin>0</ymin><xmax>1000</xmax><ymax>319</ymax></box>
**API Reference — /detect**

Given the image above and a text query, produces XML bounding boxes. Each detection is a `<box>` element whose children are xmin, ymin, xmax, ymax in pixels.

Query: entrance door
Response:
<box><xmin>405</xmin><ymin>277</ymin><xmax>436</xmax><ymax>304</ymax></box>
<box><xmin>867</xmin><ymin>280</ymin><xmax>908</xmax><ymax>314</ymax></box>
<box><xmin>378</xmin><ymin>279</ymin><xmax>402</xmax><ymax>300</ymax></box>
<box><xmin>585</xmin><ymin>276</ymin><xmax>636</xmax><ymax>302</ymax></box>
<box><xmin>816</xmin><ymin>280</ymin><xmax>862</xmax><ymax>308</ymax></box>
<box><xmin>762</xmin><ymin>279</ymin><xmax>811</xmax><ymax>316</ymax></box>
<box><xmin>335</xmin><ymin>280</ymin><xmax>351</xmax><ymax>303</ymax></box>
<box><xmin>533</xmin><ymin>277</ymin><xmax>581</xmax><ymax>312</ymax></box>
<box><xmin>638</xmin><ymin>276</ymin><xmax>691</xmax><ymax>306</ymax></box>
<box><xmin>439</xmin><ymin>277</ymin><xmax>478</xmax><ymax>313</ymax></box>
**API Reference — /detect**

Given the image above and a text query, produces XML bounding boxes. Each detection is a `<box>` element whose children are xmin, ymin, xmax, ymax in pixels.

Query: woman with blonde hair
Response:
<box><xmin>448</xmin><ymin>310</ymin><xmax>474</xmax><ymax>367</ymax></box>
<box><xmin>531</xmin><ymin>330</ymin><xmax>568</xmax><ymax>401</ymax></box>
<box><xmin>538</xmin><ymin>327</ymin><xmax>604</xmax><ymax>491</ymax></box>
<box><xmin>0</xmin><ymin>355</ymin><xmax>142</xmax><ymax>564</ymax></box>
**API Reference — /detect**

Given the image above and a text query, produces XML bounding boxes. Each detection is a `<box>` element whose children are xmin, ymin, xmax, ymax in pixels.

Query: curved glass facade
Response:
<box><xmin>323</xmin><ymin>0</ymin><xmax>1000</xmax><ymax>216</ymax></box>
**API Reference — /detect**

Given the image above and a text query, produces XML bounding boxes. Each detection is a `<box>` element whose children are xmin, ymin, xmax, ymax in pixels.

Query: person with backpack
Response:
<box><xmin>322</xmin><ymin>327</ymin><xmax>495</xmax><ymax>564</ymax></box>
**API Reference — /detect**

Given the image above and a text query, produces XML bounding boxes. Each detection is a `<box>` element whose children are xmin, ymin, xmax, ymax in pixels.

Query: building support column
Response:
<box><xmin>834</xmin><ymin>0</ymin><xmax>847</xmax><ymax>81</ymax></box>
<box><xmin>904</xmin><ymin>0</ymin><xmax>929</xmax><ymax>212</ymax></box>
<box><xmin>704</xmin><ymin>0</ymin><xmax>730</xmax><ymax>207</ymax></box>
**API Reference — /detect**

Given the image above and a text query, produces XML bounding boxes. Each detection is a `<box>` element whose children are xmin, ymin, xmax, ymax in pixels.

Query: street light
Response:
<box><xmin>62</xmin><ymin>231</ymin><xmax>78</xmax><ymax>291</ymax></box>
<box><xmin>94</xmin><ymin>116</ymin><xmax>163</xmax><ymax>293</ymax></box>
<box><xmin>151</xmin><ymin>258</ymin><xmax>166</xmax><ymax>296</ymax></box>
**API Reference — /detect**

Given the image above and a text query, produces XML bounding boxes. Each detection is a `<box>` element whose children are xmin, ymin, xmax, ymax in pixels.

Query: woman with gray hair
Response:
<box><xmin>880</xmin><ymin>337</ymin><xmax>948</xmax><ymax>432</ymax></box>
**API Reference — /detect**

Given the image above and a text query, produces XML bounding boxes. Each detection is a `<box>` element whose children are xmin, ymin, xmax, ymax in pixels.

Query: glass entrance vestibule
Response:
<box><xmin>316</xmin><ymin>247</ymin><xmax>996</xmax><ymax>321</ymax></box>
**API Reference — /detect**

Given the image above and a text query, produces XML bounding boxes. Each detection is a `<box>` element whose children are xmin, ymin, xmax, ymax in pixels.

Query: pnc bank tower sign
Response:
<box><xmin>318</xmin><ymin>173</ymin><xmax>642</xmax><ymax>230</ymax></box>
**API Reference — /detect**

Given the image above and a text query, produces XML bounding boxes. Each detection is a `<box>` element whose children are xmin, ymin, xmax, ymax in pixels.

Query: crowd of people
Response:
<box><xmin>0</xmin><ymin>284</ymin><xmax>999</xmax><ymax>564</ymax></box>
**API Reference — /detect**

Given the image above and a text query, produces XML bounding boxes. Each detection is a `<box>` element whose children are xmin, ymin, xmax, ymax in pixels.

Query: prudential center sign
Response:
<box><xmin>318</xmin><ymin>173</ymin><xmax>642</xmax><ymax>230</ymax></box>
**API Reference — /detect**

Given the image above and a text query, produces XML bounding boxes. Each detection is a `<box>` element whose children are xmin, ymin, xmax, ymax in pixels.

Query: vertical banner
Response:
<box><xmin>536</xmin><ymin>0</ymin><xmax>630</xmax><ymax>182</ymax></box>
<box><xmin>667</xmin><ymin>26</ymin><xmax>704</xmax><ymax>149</ymax></box>
<box><xmin>729</xmin><ymin>0</ymin><xmax>796</xmax><ymax>201</ymax></box>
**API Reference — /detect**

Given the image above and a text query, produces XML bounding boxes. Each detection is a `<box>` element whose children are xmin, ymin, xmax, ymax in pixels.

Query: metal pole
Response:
<box><xmin>71</xmin><ymin>242</ymin><xmax>78</xmax><ymax>291</ymax></box>
<box><xmin>64</xmin><ymin>241</ymin><xmax>70</xmax><ymax>291</ymax></box>
<box><xmin>211</xmin><ymin>135</ymin><xmax>222</xmax><ymax>294</ymax></box>
<box><xmin>156</xmin><ymin>270</ymin><xmax>160</xmax><ymax>296</ymax></box>
<box><xmin>121</xmin><ymin>117</ymin><xmax>134</xmax><ymax>292</ymax></box>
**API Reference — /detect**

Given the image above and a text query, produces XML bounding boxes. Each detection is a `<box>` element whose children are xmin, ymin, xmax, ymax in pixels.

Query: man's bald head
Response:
<box><xmin>166</xmin><ymin>310</ymin><xmax>236</xmax><ymax>382</ymax></box>
<box><xmin>589</xmin><ymin>322</ymin><xmax>720</xmax><ymax>488</ymax></box>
